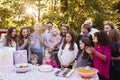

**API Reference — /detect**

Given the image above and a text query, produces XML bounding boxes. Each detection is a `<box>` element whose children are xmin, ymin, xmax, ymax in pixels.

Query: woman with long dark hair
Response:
<box><xmin>17</xmin><ymin>27</ymin><xmax>31</xmax><ymax>62</ymax></box>
<box><xmin>58</xmin><ymin>31</ymin><xmax>78</xmax><ymax>68</ymax></box>
<box><xmin>75</xmin><ymin>37</ymin><xmax>93</xmax><ymax>68</ymax></box>
<box><xmin>104</xmin><ymin>23</ymin><xmax>115</xmax><ymax>35</ymax></box>
<box><xmin>109</xmin><ymin>29</ymin><xmax>120</xmax><ymax>80</ymax></box>
<box><xmin>54</xmin><ymin>23</ymin><xmax>70</xmax><ymax>68</ymax></box>
<box><xmin>3</xmin><ymin>26</ymin><xmax>18</xmax><ymax>47</ymax></box>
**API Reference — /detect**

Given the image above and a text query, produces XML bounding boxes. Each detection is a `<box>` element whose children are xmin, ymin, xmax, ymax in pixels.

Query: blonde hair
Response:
<box><xmin>51</xmin><ymin>28</ymin><xmax>60</xmax><ymax>34</ymax></box>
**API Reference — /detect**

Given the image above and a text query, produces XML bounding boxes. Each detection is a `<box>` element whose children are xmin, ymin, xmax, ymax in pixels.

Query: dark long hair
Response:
<box><xmin>18</xmin><ymin>27</ymin><xmax>30</xmax><ymax>46</ymax></box>
<box><xmin>109</xmin><ymin>29</ymin><xmax>120</xmax><ymax>42</ymax></box>
<box><xmin>62</xmin><ymin>31</ymin><xmax>75</xmax><ymax>51</ymax></box>
<box><xmin>109</xmin><ymin>29</ymin><xmax>120</xmax><ymax>53</ymax></box>
<box><xmin>105</xmin><ymin>23</ymin><xmax>115</xmax><ymax>29</ymax></box>
<box><xmin>77</xmin><ymin>37</ymin><xmax>91</xmax><ymax>59</ymax></box>
<box><xmin>94</xmin><ymin>31</ymin><xmax>115</xmax><ymax>53</ymax></box>
<box><xmin>5</xmin><ymin>26</ymin><xmax>17</xmax><ymax>46</ymax></box>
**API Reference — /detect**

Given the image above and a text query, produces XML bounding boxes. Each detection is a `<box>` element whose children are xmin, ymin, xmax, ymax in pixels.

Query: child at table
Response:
<box><xmin>75</xmin><ymin>37</ymin><xmax>93</xmax><ymax>68</ymax></box>
<box><xmin>42</xmin><ymin>48</ymin><xmax>58</xmax><ymax>68</ymax></box>
<box><xmin>30</xmin><ymin>54</ymin><xmax>39</xmax><ymax>66</ymax></box>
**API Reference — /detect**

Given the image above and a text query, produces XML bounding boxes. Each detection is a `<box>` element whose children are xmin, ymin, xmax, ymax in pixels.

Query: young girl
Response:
<box><xmin>75</xmin><ymin>37</ymin><xmax>92</xmax><ymax>68</ymax></box>
<box><xmin>58</xmin><ymin>31</ymin><xmax>78</xmax><ymax>68</ymax></box>
<box><xmin>30</xmin><ymin>54</ymin><xmax>39</xmax><ymax>65</ymax></box>
<box><xmin>43</xmin><ymin>48</ymin><xmax>58</xmax><ymax>68</ymax></box>
<box><xmin>85</xmin><ymin>31</ymin><xmax>111</xmax><ymax>80</ymax></box>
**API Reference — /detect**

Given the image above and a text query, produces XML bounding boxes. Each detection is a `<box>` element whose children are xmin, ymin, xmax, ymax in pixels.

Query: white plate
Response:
<box><xmin>38</xmin><ymin>64</ymin><xmax>53</xmax><ymax>72</ymax></box>
<box><xmin>14</xmin><ymin>63</ymin><xmax>32</xmax><ymax>73</ymax></box>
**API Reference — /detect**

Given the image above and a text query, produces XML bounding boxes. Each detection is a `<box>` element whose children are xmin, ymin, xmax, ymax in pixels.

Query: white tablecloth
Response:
<box><xmin>0</xmin><ymin>66</ymin><xmax>99</xmax><ymax>80</ymax></box>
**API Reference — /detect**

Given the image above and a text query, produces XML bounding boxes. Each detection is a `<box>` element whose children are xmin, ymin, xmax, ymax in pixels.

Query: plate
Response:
<box><xmin>14</xmin><ymin>63</ymin><xmax>32</xmax><ymax>73</ymax></box>
<box><xmin>38</xmin><ymin>64</ymin><xmax>53</xmax><ymax>72</ymax></box>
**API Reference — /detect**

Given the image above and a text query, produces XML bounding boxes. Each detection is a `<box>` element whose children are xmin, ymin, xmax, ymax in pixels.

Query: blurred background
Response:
<box><xmin>0</xmin><ymin>0</ymin><xmax>120</xmax><ymax>35</ymax></box>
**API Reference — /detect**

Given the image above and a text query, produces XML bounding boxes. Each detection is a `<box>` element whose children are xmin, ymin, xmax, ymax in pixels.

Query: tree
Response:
<box><xmin>0</xmin><ymin>0</ymin><xmax>120</xmax><ymax>32</ymax></box>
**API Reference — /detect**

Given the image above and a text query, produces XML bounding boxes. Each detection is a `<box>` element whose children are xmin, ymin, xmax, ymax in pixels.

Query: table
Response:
<box><xmin>0</xmin><ymin>66</ymin><xmax>99</xmax><ymax>80</ymax></box>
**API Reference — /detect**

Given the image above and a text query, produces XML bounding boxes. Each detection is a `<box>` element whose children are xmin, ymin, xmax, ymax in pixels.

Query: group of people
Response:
<box><xmin>0</xmin><ymin>20</ymin><xmax>120</xmax><ymax>80</ymax></box>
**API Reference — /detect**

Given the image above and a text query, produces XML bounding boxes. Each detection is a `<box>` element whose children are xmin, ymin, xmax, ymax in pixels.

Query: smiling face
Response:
<box><xmin>22</xmin><ymin>29</ymin><xmax>28</xmax><ymax>38</ymax></box>
<box><xmin>47</xmin><ymin>23</ymin><xmax>52</xmax><ymax>31</ymax></box>
<box><xmin>66</xmin><ymin>33</ymin><xmax>72</xmax><ymax>43</ymax></box>
<box><xmin>79</xmin><ymin>40</ymin><xmax>85</xmax><ymax>50</ymax></box>
<box><xmin>81</xmin><ymin>27</ymin><xmax>89</xmax><ymax>36</ymax></box>
<box><xmin>61</xmin><ymin>26</ymin><xmax>69</xmax><ymax>36</ymax></box>
<box><xmin>11</xmin><ymin>29</ymin><xmax>16</xmax><ymax>38</ymax></box>
<box><xmin>104</xmin><ymin>25</ymin><xmax>112</xmax><ymax>34</ymax></box>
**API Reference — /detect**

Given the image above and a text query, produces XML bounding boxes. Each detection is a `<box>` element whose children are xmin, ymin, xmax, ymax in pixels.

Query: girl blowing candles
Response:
<box><xmin>58</xmin><ymin>31</ymin><xmax>78</xmax><ymax>68</ymax></box>
<box><xmin>43</xmin><ymin>48</ymin><xmax>58</xmax><ymax>68</ymax></box>
<box><xmin>85</xmin><ymin>31</ymin><xmax>111</xmax><ymax>80</ymax></box>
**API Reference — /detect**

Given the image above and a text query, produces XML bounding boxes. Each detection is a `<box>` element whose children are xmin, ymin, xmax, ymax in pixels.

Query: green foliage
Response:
<box><xmin>0</xmin><ymin>0</ymin><xmax>120</xmax><ymax>33</ymax></box>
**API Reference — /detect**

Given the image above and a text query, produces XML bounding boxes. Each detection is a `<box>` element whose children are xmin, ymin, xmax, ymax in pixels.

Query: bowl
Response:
<box><xmin>76</xmin><ymin>66</ymin><xmax>98</xmax><ymax>78</ymax></box>
<box><xmin>14</xmin><ymin>63</ymin><xmax>32</xmax><ymax>73</ymax></box>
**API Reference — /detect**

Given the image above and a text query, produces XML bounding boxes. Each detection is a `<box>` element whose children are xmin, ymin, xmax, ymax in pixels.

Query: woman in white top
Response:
<box><xmin>58</xmin><ymin>31</ymin><xmax>78</xmax><ymax>68</ymax></box>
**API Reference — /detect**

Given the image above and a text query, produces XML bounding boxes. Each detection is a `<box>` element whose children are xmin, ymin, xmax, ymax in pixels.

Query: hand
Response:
<box><xmin>85</xmin><ymin>46</ymin><xmax>95</xmax><ymax>54</ymax></box>
<box><xmin>62</xmin><ymin>64</ymin><xmax>69</xmax><ymax>68</ymax></box>
<box><xmin>111</xmin><ymin>57</ymin><xmax>115</xmax><ymax>61</ymax></box>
